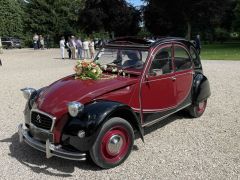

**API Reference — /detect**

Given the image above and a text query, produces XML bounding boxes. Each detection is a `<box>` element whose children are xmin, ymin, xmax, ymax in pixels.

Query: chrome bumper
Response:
<box><xmin>18</xmin><ymin>124</ymin><xmax>86</xmax><ymax>161</ymax></box>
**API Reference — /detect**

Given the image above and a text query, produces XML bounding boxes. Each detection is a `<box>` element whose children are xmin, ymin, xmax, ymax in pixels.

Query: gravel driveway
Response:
<box><xmin>0</xmin><ymin>49</ymin><xmax>239</xmax><ymax>180</ymax></box>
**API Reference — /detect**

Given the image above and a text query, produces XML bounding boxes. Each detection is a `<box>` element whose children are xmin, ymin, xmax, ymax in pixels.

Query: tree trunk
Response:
<box><xmin>186</xmin><ymin>21</ymin><xmax>191</xmax><ymax>40</ymax></box>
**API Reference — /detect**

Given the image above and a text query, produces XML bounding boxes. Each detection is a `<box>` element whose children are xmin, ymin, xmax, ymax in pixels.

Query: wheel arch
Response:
<box><xmin>192</xmin><ymin>73</ymin><xmax>211</xmax><ymax>104</ymax></box>
<box><xmin>107</xmin><ymin>107</ymin><xmax>144</xmax><ymax>142</ymax></box>
<box><xmin>62</xmin><ymin>100</ymin><xmax>144</xmax><ymax>152</ymax></box>
<box><xmin>89</xmin><ymin>100</ymin><xmax>144</xmax><ymax>142</ymax></box>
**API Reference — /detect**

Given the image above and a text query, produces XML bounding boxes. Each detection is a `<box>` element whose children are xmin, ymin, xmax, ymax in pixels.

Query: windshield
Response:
<box><xmin>95</xmin><ymin>48</ymin><xmax>149</xmax><ymax>71</ymax></box>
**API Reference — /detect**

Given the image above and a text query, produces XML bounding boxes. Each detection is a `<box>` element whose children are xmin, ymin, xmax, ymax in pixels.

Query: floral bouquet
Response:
<box><xmin>74</xmin><ymin>60</ymin><xmax>102</xmax><ymax>80</ymax></box>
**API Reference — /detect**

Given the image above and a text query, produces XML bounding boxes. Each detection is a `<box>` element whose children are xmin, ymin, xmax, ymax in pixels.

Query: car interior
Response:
<box><xmin>150</xmin><ymin>50</ymin><xmax>172</xmax><ymax>76</ymax></box>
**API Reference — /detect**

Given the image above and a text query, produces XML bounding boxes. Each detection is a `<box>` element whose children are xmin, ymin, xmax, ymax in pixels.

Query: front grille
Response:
<box><xmin>31</xmin><ymin>111</ymin><xmax>53</xmax><ymax>131</ymax></box>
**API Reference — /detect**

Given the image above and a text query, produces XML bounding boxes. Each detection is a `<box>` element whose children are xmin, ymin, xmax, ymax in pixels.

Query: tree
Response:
<box><xmin>143</xmin><ymin>0</ymin><xmax>231</xmax><ymax>39</ymax></box>
<box><xmin>0</xmin><ymin>0</ymin><xmax>24</xmax><ymax>37</ymax></box>
<box><xmin>80</xmin><ymin>0</ymin><xmax>141</xmax><ymax>37</ymax></box>
<box><xmin>234</xmin><ymin>0</ymin><xmax>240</xmax><ymax>32</ymax></box>
<box><xmin>24</xmin><ymin>0</ymin><xmax>85</xmax><ymax>43</ymax></box>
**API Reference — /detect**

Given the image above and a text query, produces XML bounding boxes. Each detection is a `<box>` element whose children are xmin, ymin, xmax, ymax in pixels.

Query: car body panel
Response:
<box><xmin>36</xmin><ymin>74</ymin><xmax>138</xmax><ymax>118</ymax></box>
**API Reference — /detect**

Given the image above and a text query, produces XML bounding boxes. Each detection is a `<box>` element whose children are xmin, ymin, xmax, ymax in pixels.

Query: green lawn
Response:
<box><xmin>201</xmin><ymin>43</ymin><xmax>240</xmax><ymax>60</ymax></box>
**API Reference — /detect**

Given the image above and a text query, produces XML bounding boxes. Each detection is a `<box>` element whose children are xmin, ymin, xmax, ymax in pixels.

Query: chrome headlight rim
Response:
<box><xmin>67</xmin><ymin>101</ymin><xmax>84</xmax><ymax>117</ymax></box>
<box><xmin>21</xmin><ymin>87</ymin><xmax>37</xmax><ymax>100</ymax></box>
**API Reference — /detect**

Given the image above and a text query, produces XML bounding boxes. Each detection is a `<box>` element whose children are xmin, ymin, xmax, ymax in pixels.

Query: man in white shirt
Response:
<box><xmin>59</xmin><ymin>37</ymin><xmax>65</xmax><ymax>59</ymax></box>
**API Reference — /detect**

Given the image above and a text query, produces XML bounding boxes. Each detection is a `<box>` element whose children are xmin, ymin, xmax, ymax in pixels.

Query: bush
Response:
<box><xmin>215</xmin><ymin>28</ymin><xmax>230</xmax><ymax>43</ymax></box>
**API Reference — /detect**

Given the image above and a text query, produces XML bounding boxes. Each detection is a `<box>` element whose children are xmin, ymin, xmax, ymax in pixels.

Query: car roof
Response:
<box><xmin>105</xmin><ymin>37</ymin><xmax>195</xmax><ymax>49</ymax></box>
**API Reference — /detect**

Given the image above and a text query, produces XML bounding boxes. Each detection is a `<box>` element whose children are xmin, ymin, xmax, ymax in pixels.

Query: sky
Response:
<box><xmin>127</xmin><ymin>0</ymin><xmax>144</xmax><ymax>7</ymax></box>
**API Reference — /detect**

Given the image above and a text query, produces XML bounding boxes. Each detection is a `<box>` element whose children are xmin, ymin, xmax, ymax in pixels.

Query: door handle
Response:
<box><xmin>171</xmin><ymin>77</ymin><xmax>176</xmax><ymax>81</ymax></box>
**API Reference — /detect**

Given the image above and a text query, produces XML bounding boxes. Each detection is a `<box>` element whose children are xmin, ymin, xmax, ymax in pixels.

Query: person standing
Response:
<box><xmin>76</xmin><ymin>37</ymin><xmax>83</xmax><ymax>59</ymax></box>
<box><xmin>60</xmin><ymin>37</ymin><xmax>65</xmax><ymax>59</ymax></box>
<box><xmin>70</xmin><ymin>36</ymin><xmax>76</xmax><ymax>59</ymax></box>
<box><xmin>46</xmin><ymin>35</ymin><xmax>50</xmax><ymax>49</ymax></box>
<box><xmin>33</xmin><ymin>33</ymin><xmax>39</xmax><ymax>50</ymax></box>
<box><xmin>195</xmin><ymin>34</ymin><xmax>201</xmax><ymax>55</ymax></box>
<box><xmin>89</xmin><ymin>39</ymin><xmax>95</xmax><ymax>59</ymax></box>
<box><xmin>83</xmin><ymin>39</ymin><xmax>90</xmax><ymax>59</ymax></box>
<box><xmin>0</xmin><ymin>37</ymin><xmax>3</xmax><ymax>54</ymax></box>
<box><xmin>66</xmin><ymin>37</ymin><xmax>72</xmax><ymax>59</ymax></box>
<box><xmin>40</xmin><ymin>35</ymin><xmax>44</xmax><ymax>50</ymax></box>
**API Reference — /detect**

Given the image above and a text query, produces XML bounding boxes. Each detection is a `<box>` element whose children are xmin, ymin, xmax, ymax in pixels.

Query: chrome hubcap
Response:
<box><xmin>107</xmin><ymin>135</ymin><xmax>123</xmax><ymax>155</ymax></box>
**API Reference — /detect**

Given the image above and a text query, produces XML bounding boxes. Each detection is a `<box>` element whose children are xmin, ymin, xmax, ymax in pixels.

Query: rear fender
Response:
<box><xmin>192</xmin><ymin>73</ymin><xmax>211</xmax><ymax>104</ymax></box>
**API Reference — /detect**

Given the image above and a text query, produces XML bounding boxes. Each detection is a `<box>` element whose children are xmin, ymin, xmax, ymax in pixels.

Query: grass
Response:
<box><xmin>201</xmin><ymin>43</ymin><xmax>240</xmax><ymax>60</ymax></box>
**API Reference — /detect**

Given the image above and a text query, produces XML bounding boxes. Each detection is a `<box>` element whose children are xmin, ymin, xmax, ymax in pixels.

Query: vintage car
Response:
<box><xmin>18</xmin><ymin>37</ymin><xmax>210</xmax><ymax>169</ymax></box>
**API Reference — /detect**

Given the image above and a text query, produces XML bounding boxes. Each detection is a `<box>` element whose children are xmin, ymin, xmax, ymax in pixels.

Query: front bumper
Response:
<box><xmin>18</xmin><ymin>124</ymin><xmax>86</xmax><ymax>161</ymax></box>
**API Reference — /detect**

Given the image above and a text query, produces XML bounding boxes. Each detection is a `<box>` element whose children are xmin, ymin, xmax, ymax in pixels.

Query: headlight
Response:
<box><xmin>67</xmin><ymin>102</ymin><xmax>84</xmax><ymax>117</ymax></box>
<box><xmin>21</xmin><ymin>88</ymin><xmax>36</xmax><ymax>100</ymax></box>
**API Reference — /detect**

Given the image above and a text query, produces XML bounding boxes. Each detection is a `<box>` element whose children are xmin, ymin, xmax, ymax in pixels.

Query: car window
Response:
<box><xmin>174</xmin><ymin>46</ymin><xmax>192</xmax><ymax>71</ymax></box>
<box><xmin>95</xmin><ymin>48</ymin><xmax>148</xmax><ymax>70</ymax></box>
<box><xmin>190</xmin><ymin>46</ymin><xmax>201</xmax><ymax>68</ymax></box>
<box><xmin>149</xmin><ymin>46</ymin><xmax>173</xmax><ymax>76</ymax></box>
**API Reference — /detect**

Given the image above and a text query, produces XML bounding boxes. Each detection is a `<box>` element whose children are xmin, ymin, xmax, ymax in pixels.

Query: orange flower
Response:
<box><xmin>82</xmin><ymin>62</ymin><xmax>88</xmax><ymax>68</ymax></box>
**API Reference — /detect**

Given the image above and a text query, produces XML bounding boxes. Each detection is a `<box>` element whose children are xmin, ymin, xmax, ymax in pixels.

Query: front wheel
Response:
<box><xmin>90</xmin><ymin>117</ymin><xmax>134</xmax><ymax>169</ymax></box>
<box><xmin>188</xmin><ymin>100</ymin><xmax>207</xmax><ymax>118</ymax></box>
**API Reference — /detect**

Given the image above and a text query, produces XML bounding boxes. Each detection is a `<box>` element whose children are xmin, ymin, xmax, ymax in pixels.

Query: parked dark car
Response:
<box><xmin>18</xmin><ymin>37</ymin><xmax>211</xmax><ymax>169</ymax></box>
<box><xmin>1</xmin><ymin>37</ymin><xmax>22</xmax><ymax>49</ymax></box>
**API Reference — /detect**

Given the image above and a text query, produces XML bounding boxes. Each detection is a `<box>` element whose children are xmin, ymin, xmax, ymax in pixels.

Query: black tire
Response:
<box><xmin>90</xmin><ymin>117</ymin><xmax>134</xmax><ymax>169</ymax></box>
<box><xmin>188</xmin><ymin>100</ymin><xmax>207</xmax><ymax>118</ymax></box>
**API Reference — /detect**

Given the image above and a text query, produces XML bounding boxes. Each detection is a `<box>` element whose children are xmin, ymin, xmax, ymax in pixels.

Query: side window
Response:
<box><xmin>174</xmin><ymin>46</ymin><xmax>192</xmax><ymax>71</ymax></box>
<box><xmin>190</xmin><ymin>46</ymin><xmax>202</xmax><ymax>68</ymax></box>
<box><xmin>149</xmin><ymin>46</ymin><xmax>173</xmax><ymax>76</ymax></box>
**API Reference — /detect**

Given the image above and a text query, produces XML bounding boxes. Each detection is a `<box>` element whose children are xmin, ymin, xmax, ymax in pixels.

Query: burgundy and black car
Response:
<box><xmin>18</xmin><ymin>37</ymin><xmax>211</xmax><ymax>168</ymax></box>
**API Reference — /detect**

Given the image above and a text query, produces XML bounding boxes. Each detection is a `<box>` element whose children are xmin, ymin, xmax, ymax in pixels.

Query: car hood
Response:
<box><xmin>35</xmin><ymin>74</ymin><xmax>138</xmax><ymax>117</ymax></box>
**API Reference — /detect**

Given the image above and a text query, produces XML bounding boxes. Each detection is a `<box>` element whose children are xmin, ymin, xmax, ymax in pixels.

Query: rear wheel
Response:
<box><xmin>90</xmin><ymin>117</ymin><xmax>134</xmax><ymax>169</ymax></box>
<box><xmin>188</xmin><ymin>100</ymin><xmax>207</xmax><ymax>118</ymax></box>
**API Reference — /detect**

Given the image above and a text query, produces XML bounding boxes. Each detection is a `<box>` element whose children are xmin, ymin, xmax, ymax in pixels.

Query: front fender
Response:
<box><xmin>62</xmin><ymin>100</ymin><xmax>143</xmax><ymax>151</ymax></box>
<box><xmin>192</xmin><ymin>73</ymin><xmax>211</xmax><ymax>104</ymax></box>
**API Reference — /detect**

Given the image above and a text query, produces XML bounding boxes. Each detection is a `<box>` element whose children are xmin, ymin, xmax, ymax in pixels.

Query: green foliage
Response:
<box><xmin>137</xmin><ymin>28</ymin><xmax>152</xmax><ymax>38</ymax></box>
<box><xmin>0</xmin><ymin>0</ymin><xmax>24</xmax><ymax>37</ymax></box>
<box><xmin>24</xmin><ymin>0</ymin><xmax>85</xmax><ymax>44</ymax></box>
<box><xmin>143</xmin><ymin>0</ymin><xmax>231</xmax><ymax>39</ymax></box>
<box><xmin>214</xmin><ymin>27</ymin><xmax>230</xmax><ymax>43</ymax></box>
<box><xmin>91</xmin><ymin>31</ymin><xmax>110</xmax><ymax>39</ymax></box>
<box><xmin>234</xmin><ymin>0</ymin><xmax>240</xmax><ymax>33</ymax></box>
<box><xmin>80</xmin><ymin>0</ymin><xmax>141</xmax><ymax>37</ymax></box>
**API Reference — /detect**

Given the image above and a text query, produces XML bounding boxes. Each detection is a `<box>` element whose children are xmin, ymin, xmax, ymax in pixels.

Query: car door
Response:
<box><xmin>173</xmin><ymin>44</ymin><xmax>194</xmax><ymax>106</ymax></box>
<box><xmin>141</xmin><ymin>44</ymin><xmax>177</xmax><ymax>123</ymax></box>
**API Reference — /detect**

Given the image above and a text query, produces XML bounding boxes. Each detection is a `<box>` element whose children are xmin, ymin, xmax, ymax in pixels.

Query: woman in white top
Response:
<box><xmin>59</xmin><ymin>37</ymin><xmax>65</xmax><ymax>59</ymax></box>
<box><xmin>89</xmin><ymin>40</ymin><xmax>95</xmax><ymax>59</ymax></box>
<box><xmin>82</xmin><ymin>39</ymin><xmax>90</xmax><ymax>59</ymax></box>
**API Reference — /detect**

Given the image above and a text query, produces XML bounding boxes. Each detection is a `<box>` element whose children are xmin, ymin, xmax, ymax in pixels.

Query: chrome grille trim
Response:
<box><xmin>30</xmin><ymin>109</ymin><xmax>56</xmax><ymax>132</ymax></box>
